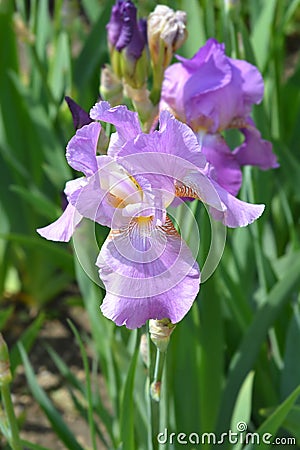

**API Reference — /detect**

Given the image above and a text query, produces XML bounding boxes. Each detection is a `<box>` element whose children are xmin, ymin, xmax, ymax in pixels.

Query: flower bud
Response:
<box><xmin>0</xmin><ymin>333</ymin><xmax>12</xmax><ymax>387</ymax></box>
<box><xmin>149</xmin><ymin>318</ymin><xmax>176</xmax><ymax>353</ymax></box>
<box><xmin>147</xmin><ymin>5</ymin><xmax>187</xmax><ymax>70</ymax></box>
<box><xmin>100</xmin><ymin>64</ymin><xmax>123</xmax><ymax>106</ymax></box>
<box><xmin>106</xmin><ymin>0</ymin><xmax>148</xmax><ymax>88</ymax></box>
<box><xmin>150</xmin><ymin>380</ymin><xmax>161</xmax><ymax>402</ymax></box>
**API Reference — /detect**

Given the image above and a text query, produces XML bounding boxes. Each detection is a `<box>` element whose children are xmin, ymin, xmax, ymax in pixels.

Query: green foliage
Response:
<box><xmin>1</xmin><ymin>0</ymin><xmax>300</xmax><ymax>449</ymax></box>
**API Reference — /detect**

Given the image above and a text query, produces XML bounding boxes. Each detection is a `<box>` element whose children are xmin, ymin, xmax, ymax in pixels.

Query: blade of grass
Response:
<box><xmin>10</xmin><ymin>185</ymin><xmax>60</xmax><ymax>220</ymax></box>
<box><xmin>178</xmin><ymin>0</ymin><xmax>205</xmax><ymax>57</ymax></box>
<box><xmin>0</xmin><ymin>306</ymin><xmax>15</xmax><ymax>331</ymax></box>
<box><xmin>244</xmin><ymin>384</ymin><xmax>300</xmax><ymax>450</ymax></box>
<box><xmin>250</xmin><ymin>0</ymin><xmax>277</xmax><ymax>71</ymax></box>
<box><xmin>216</xmin><ymin>253</ymin><xmax>300</xmax><ymax>433</ymax></box>
<box><xmin>67</xmin><ymin>319</ymin><xmax>97</xmax><ymax>450</ymax></box>
<box><xmin>48</xmin><ymin>31</ymin><xmax>72</xmax><ymax>104</ymax></box>
<box><xmin>119</xmin><ymin>329</ymin><xmax>140</xmax><ymax>450</ymax></box>
<box><xmin>281</xmin><ymin>405</ymin><xmax>300</xmax><ymax>444</ymax></box>
<box><xmin>280</xmin><ymin>303</ymin><xmax>300</xmax><ymax>401</ymax></box>
<box><xmin>20</xmin><ymin>441</ymin><xmax>51</xmax><ymax>450</ymax></box>
<box><xmin>10</xmin><ymin>313</ymin><xmax>45</xmax><ymax>375</ymax></box>
<box><xmin>74</xmin><ymin>2</ymin><xmax>112</xmax><ymax>99</ymax></box>
<box><xmin>0</xmin><ymin>198</ymin><xmax>10</xmax><ymax>296</ymax></box>
<box><xmin>282</xmin><ymin>0</ymin><xmax>300</xmax><ymax>28</ymax></box>
<box><xmin>46</xmin><ymin>343</ymin><xmax>114</xmax><ymax>438</ymax></box>
<box><xmin>1</xmin><ymin>233</ymin><xmax>74</xmax><ymax>275</ymax></box>
<box><xmin>231</xmin><ymin>372</ymin><xmax>255</xmax><ymax>450</ymax></box>
<box><xmin>198</xmin><ymin>276</ymin><xmax>223</xmax><ymax>439</ymax></box>
<box><xmin>81</xmin><ymin>0</ymin><xmax>102</xmax><ymax>23</ymax></box>
<box><xmin>19</xmin><ymin>342</ymin><xmax>85</xmax><ymax>450</ymax></box>
<box><xmin>46</xmin><ymin>343</ymin><xmax>113</xmax><ymax>446</ymax></box>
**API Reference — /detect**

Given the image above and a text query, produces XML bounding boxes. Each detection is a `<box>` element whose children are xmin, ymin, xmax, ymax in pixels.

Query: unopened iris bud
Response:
<box><xmin>148</xmin><ymin>5</ymin><xmax>187</xmax><ymax>68</ymax></box>
<box><xmin>0</xmin><ymin>333</ymin><xmax>12</xmax><ymax>387</ymax></box>
<box><xmin>147</xmin><ymin>5</ymin><xmax>187</xmax><ymax>104</ymax></box>
<box><xmin>100</xmin><ymin>64</ymin><xmax>123</xmax><ymax>106</ymax></box>
<box><xmin>106</xmin><ymin>0</ymin><xmax>148</xmax><ymax>89</ymax></box>
<box><xmin>149</xmin><ymin>318</ymin><xmax>176</xmax><ymax>353</ymax></box>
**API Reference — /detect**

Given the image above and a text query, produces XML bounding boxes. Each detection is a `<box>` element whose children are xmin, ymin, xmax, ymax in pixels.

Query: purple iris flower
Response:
<box><xmin>160</xmin><ymin>38</ymin><xmax>278</xmax><ymax>196</ymax></box>
<box><xmin>107</xmin><ymin>0</ymin><xmax>146</xmax><ymax>62</ymax></box>
<box><xmin>37</xmin><ymin>101</ymin><xmax>264</xmax><ymax>329</ymax></box>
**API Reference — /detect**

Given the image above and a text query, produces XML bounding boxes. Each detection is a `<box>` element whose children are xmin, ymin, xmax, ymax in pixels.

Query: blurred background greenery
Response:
<box><xmin>1</xmin><ymin>0</ymin><xmax>300</xmax><ymax>449</ymax></box>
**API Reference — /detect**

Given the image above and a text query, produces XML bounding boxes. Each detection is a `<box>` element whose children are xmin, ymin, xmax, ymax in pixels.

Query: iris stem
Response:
<box><xmin>1</xmin><ymin>384</ymin><xmax>22</xmax><ymax>450</ymax></box>
<box><xmin>149</xmin><ymin>69</ymin><xmax>164</xmax><ymax>106</ymax></box>
<box><xmin>149</xmin><ymin>347</ymin><xmax>166</xmax><ymax>450</ymax></box>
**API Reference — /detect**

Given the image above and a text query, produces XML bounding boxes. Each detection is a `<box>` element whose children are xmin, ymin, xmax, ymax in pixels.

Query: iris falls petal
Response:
<box><xmin>98</xmin><ymin>216</ymin><xmax>200</xmax><ymax>328</ymax></box>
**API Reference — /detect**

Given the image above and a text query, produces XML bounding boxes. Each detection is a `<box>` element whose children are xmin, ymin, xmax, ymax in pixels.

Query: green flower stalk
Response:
<box><xmin>149</xmin><ymin>319</ymin><xmax>176</xmax><ymax>450</ymax></box>
<box><xmin>123</xmin><ymin>82</ymin><xmax>157</xmax><ymax>132</ymax></box>
<box><xmin>149</xmin><ymin>318</ymin><xmax>176</xmax><ymax>402</ymax></box>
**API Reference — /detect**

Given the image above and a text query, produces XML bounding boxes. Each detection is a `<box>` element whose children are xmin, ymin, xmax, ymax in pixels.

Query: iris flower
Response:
<box><xmin>160</xmin><ymin>38</ymin><xmax>278</xmax><ymax>195</ymax></box>
<box><xmin>38</xmin><ymin>102</ymin><xmax>264</xmax><ymax>329</ymax></box>
<box><xmin>106</xmin><ymin>0</ymin><xmax>148</xmax><ymax>88</ymax></box>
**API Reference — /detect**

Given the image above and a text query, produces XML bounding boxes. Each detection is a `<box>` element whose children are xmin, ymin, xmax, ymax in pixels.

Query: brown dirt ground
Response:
<box><xmin>1</xmin><ymin>305</ymin><xmax>111</xmax><ymax>450</ymax></box>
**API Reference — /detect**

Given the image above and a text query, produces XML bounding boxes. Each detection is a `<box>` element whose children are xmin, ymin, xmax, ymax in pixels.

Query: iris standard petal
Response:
<box><xmin>161</xmin><ymin>39</ymin><xmax>232</xmax><ymax>131</ymax></box>
<box><xmin>90</xmin><ymin>101</ymin><xmax>141</xmax><ymax>157</ymax></box>
<box><xmin>161</xmin><ymin>38</ymin><xmax>267</xmax><ymax>134</ymax></box>
<box><xmin>66</xmin><ymin>122</ymin><xmax>101</xmax><ymax>176</ymax></box>
<box><xmin>71</xmin><ymin>157</ymin><xmax>151</xmax><ymax>229</ymax></box>
<box><xmin>116</xmin><ymin>110</ymin><xmax>206</xmax><ymax>195</ymax></box>
<box><xmin>229</xmin><ymin>57</ymin><xmax>264</xmax><ymax>108</ymax></box>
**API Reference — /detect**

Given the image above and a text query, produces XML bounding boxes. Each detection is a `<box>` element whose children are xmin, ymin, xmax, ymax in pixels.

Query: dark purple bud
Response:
<box><xmin>107</xmin><ymin>0</ymin><xmax>145</xmax><ymax>60</ymax></box>
<box><xmin>115</xmin><ymin>1</ymin><xmax>136</xmax><ymax>51</ymax></box>
<box><xmin>106</xmin><ymin>1</ymin><xmax>123</xmax><ymax>48</ymax></box>
<box><xmin>65</xmin><ymin>96</ymin><xmax>92</xmax><ymax>130</ymax></box>
<box><xmin>138</xmin><ymin>18</ymin><xmax>148</xmax><ymax>45</ymax></box>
